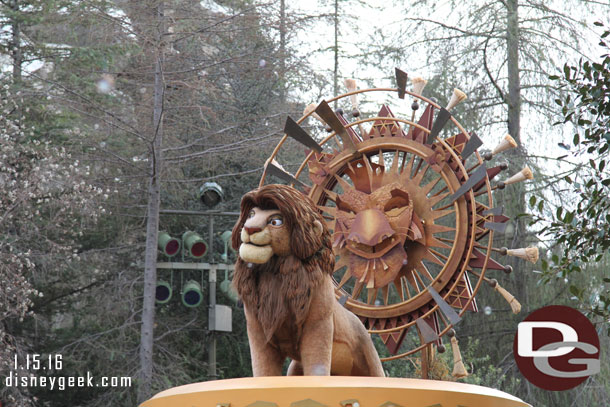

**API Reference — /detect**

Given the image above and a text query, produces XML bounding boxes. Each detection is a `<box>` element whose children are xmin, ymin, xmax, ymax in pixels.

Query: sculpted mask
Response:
<box><xmin>333</xmin><ymin>180</ymin><xmax>424</xmax><ymax>289</ymax></box>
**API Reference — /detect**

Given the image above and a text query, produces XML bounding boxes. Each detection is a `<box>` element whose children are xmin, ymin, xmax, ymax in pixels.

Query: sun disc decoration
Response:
<box><xmin>259</xmin><ymin>69</ymin><xmax>538</xmax><ymax>377</ymax></box>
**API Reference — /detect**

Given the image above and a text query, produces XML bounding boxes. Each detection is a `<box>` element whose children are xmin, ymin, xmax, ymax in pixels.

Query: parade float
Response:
<box><xmin>142</xmin><ymin>68</ymin><xmax>537</xmax><ymax>407</ymax></box>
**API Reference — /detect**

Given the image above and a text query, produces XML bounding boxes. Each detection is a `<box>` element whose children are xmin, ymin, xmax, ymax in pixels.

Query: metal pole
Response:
<box><xmin>208</xmin><ymin>268</ymin><xmax>217</xmax><ymax>379</ymax></box>
<box><xmin>208</xmin><ymin>214</ymin><xmax>216</xmax><ymax>379</ymax></box>
<box><xmin>208</xmin><ymin>214</ymin><xmax>214</xmax><ymax>263</ymax></box>
<box><xmin>158</xmin><ymin>209</ymin><xmax>239</xmax><ymax>217</ymax></box>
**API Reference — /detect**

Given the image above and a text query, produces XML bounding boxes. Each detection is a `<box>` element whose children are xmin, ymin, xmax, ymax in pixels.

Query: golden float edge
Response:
<box><xmin>141</xmin><ymin>376</ymin><xmax>531</xmax><ymax>407</ymax></box>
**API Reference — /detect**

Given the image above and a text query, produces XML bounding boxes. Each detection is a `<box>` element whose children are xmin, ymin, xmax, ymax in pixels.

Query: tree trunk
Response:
<box><xmin>279</xmin><ymin>0</ymin><xmax>286</xmax><ymax>105</ymax></box>
<box><xmin>333</xmin><ymin>0</ymin><xmax>339</xmax><ymax>108</ymax></box>
<box><xmin>137</xmin><ymin>1</ymin><xmax>165</xmax><ymax>403</ymax></box>
<box><xmin>505</xmin><ymin>0</ymin><xmax>527</xmax><ymax>300</ymax></box>
<box><xmin>10</xmin><ymin>0</ymin><xmax>22</xmax><ymax>83</ymax></box>
<box><xmin>506</xmin><ymin>0</ymin><xmax>520</xmax><ymax>148</ymax></box>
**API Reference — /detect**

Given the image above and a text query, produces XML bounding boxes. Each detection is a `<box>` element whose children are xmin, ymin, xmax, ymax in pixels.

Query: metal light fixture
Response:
<box><xmin>182</xmin><ymin>280</ymin><xmax>203</xmax><ymax>307</ymax></box>
<box><xmin>198</xmin><ymin>182</ymin><xmax>224</xmax><ymax>208</ymax></box>
<box><xmin>219</xmin><ymin>270</ymin><xmax>239</xmax><ymax>303</ymax></box>
<box><xmin>182</xmin><ymin>231</ymin><xmax>207</xmax><ymax>259</ymax></box>
<box><xmin>158</xmin><ymin>231</ymin><xmax>180</xmax><ymax>257</ymax></box>
<box><xmin>220</xmin><ymin>230</ymin><xmax>234</xmax><ymax>263</ymax></box>
<box><xmin>155</xmin><ymin>280</ymin><xmax>172</xmax><ymax>304</ymax></box>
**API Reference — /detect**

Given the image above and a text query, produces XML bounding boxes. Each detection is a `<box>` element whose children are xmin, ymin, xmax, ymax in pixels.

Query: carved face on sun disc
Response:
<box><xmin>333</xmin><ymin>182</ymin><xmax>424</xmax><ymax>288</ymax></box>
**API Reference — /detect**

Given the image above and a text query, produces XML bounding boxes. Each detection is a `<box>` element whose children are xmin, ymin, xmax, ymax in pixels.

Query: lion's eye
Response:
<box><xmin>336</xmin><ymin>197</ymin><xmax>356</xmax><ymax>215</ymax></box>
<box><xmin>268</xmin><ymin>216</ymin><xmax>283</xmax><ymax>226</ymax></box>
<box><xmin>384</xmin><ymin>195</ymin><xmax>408</xmax><ymax>212</ymax></box>
<box><xmin>248</xmin><ymin>210</ymin><xmax>255</xmax><ymax>219</ymax></box>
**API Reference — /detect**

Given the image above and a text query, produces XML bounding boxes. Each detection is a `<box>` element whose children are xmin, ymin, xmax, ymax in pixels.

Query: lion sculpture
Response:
<box><xmin>231</xmin><ymin>184</ymin><xmax>384</xmax><ymax>377</ymax></box>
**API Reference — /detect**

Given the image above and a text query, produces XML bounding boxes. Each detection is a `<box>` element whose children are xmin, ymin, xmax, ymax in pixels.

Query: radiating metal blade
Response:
<box><xmin>284</xmin><ymin>116</ymin><xmax>322</xmax><ymax>153</ymax></box>
<box><xmin>428</xmin><ymin>286</ymin><xmax>462</xmax><ymax>325</ymax></box>
<box><xmin>315</xmin><ymin>100</ymin><xmax>356</xmax><ymax>151</ymax></box>
<box><xmin>395</xmin><ymin>67</ymin><xmax>408</xmax><ymax>99</ymax></box>
<box><xmin>266</xmin><ymin>161</ymin><xmax>307</xmax><ymax>188</ymax></box>
<box><xmin>427</xmin><ymin>107</ymin><xmax>451</xmax><ymax>144</ymax></box>
<box><xmin>482</xmin><ymin>207</ymin><xmax>504</xmax><ymax>216</ymax></box>
<box><xmin>461</xmin><ymin>132</ymin><xmax>483</xmax><ymax>159</ymax></box>
<box><xmin>449</xmin><ymin>164</ymin><xmax>488</xmax><ymax>203</ymax></box>
<box><xmin>469</xmin><ymin>248</ymin><xmax>507</xmax><ymax>270</ymax></box>
<box><xmin>484</xmin><ymin>221</ymin><xmax>508</xmax><ymax>233</ymax></box>
<box><xmin>416</xmin><ymin>317</ymin><xmax>439</xmax><ymax>344</ymax></box>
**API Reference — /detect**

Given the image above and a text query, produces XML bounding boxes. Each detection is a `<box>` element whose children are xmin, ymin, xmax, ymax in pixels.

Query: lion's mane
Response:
<box><xmin>231</xmin><ymin>184</ymin><xmax>334</xmax><ymax>343</ymax></box>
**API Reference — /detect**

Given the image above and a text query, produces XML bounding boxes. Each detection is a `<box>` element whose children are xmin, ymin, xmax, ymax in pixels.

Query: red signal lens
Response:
<box><xmin>165</xmin><ymin>240</ymin><xmax>180</xmax><ymax>256</ymax></box>
<box><xmin>191</xmin><ymin>241</ymin><xmax>207</xmax><ymax>258</ymax></box>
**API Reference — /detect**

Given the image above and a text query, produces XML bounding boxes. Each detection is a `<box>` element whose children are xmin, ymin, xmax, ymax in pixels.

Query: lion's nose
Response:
<box><xmin>347</xmin><ymin>208</ymin><xmax>395</xmax><ymax>246</ymax></box>
<box><xmin>245</xmin><ymin>227</ymin><xmax>262</xmax><ymax>235</ymax></box>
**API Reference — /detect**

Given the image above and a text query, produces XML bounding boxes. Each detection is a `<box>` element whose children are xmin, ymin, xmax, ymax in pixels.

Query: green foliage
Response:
<box><xmin>537</xmin><ymin>22</ymin><xmax>610</xmax><ymax>326</ymax></box>
<box><xmin>462</xmin><ymin>338</ymin><xmax>521</xmax><ymax>393</ymax></box>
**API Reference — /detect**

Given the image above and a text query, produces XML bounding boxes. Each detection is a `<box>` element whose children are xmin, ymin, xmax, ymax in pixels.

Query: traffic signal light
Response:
<box><xmin>155</xmin><ymin>280</ymin><xmax>172</xmax><ymax>304</ymax></box>
<box><xmin>158</xmin><ymin>231</ymin><xmax>180</xmax><ymax>257</ymax></box>
<box><xmin>182</xmin><ymin>280</ymin><xmax>203</xmax><ymax>307</ymax></box>
<box><xmin>182</xmin><ymin>231</ymin><xmax>207</xmax><ymax>259</ymax></box>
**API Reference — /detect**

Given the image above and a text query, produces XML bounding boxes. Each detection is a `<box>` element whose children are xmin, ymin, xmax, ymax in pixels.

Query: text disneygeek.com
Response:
<box><xmin>4</xmin><ymin>371</ymin><xmax>132</xmax><ymax>391</ymax></box>
<box><xmin>6</xmin><ymin>354</ymin><xmax>131</xmax><ymax>391</ymax></box>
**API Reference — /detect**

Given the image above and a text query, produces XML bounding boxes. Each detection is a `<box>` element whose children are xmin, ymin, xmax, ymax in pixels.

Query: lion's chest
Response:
<box><xmin>269</xmin><ymin>320</ymin><xmax>302</xmax><ymax>359</ymax></box>
<box><xmin>251</xmin><ymin>269</ymin><xmax>311</xmax><ymax>354</ymax></box>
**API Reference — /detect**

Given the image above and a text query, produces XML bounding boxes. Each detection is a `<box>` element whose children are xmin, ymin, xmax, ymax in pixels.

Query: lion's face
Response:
<box><xmin>238</xmin><ymin>206</ymin><xmax>325</xmax><ymax>264</ymax></box>
<box><xmin>232</xmin><ymin>184</ymin><xmax>329</xmax><ymax>265</ymax></box>
<box><xmin>239</xmin><ymin>207</ymin><xmax>291</xmax><ymax>264</ymax></box>
<box><xmin>333</xmin><ymin>181</ymin><xmax>424</xmax><ymax>288</ymax></box>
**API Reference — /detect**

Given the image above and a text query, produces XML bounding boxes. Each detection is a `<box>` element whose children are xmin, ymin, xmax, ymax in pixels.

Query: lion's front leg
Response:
<box><xmin>299</xmin><ymin>316</ymin><xmax>333</xmax><ymax>375</ymax></box>
<box><xmin>245</xmin><ymin>306</ymin><xmax>284</xmax><ymax>376</ymax></box>
<box><xmin>299</xmin><ymin>277</ymin><xmax>335</xmax><ymax>375</ymax></box>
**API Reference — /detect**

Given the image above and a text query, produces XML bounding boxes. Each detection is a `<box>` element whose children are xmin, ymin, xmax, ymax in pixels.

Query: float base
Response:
<box><xmin>141</xmin><ymin>376</ymin><xmax>530</xmax><ymax>407</ymax></box>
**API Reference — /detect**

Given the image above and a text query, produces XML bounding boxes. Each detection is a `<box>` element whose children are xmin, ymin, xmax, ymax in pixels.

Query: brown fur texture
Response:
<box><xmin>232</xmin><ymin>184</ymin><xmax>385</xmax><ymax>377</ymax></box>
<box><xmin>232</xmin><ymin>184</ymin><xmax>333</xmax><ymax>342</ymax></box>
